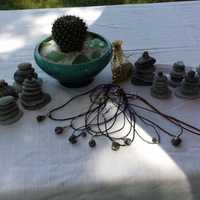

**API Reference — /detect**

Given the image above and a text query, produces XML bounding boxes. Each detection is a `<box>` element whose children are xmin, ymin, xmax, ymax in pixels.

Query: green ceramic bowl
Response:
<box><xmin>34</xmin><ymin>32</ymin><xmax>112</xmax><ymax>88</ymax></box>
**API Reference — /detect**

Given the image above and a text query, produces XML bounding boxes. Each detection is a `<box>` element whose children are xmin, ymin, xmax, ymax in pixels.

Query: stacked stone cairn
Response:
<box><xmin>0</xmin><ymin>96</ymin><xmax>23</xmax><ymax>125</ymax></box>
<box><xmin>169</xmin><ymin>61</ymin><xmax>186</xmax><ymax>87</ymax></box>
<box><xmin>20</xmin><ymin>76</ymin><xmax>51</xmax><ymax>110</ymax></box>
<box><xmin>151</xmin><ymin>72</ymin><xmax>171</xmax><ymax>99</ymax></box>
<box><xmin>131</xmin><ymin>51</ymin><xmax>156</xmax><ymax>86</ymax></box>
<box><xmin>175</xmin><ymin>70</ymin><xmax>200</xmax><ymax>99</ymax></box>
<box><xmin>13</xmin><ymin>62</ymin><xmax>41</xmax><ymax>92</ymax></box>
<box><xmin>0</xmin><ymin>80</ymin><xmax>18</xmax><ymax>98</ymax></box>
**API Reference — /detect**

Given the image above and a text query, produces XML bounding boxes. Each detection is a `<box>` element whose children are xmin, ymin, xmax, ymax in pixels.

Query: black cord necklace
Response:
<box><xmin>37</xmin><ymin>84</ymin><xmax>200</xmax><ymax>151</ymax></box>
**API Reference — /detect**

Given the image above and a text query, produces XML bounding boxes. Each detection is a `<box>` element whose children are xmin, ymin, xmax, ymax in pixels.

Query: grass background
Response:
<box><xmin>0</xmin><ymin>0</ymin><xmax>185</xmax><ymax>9</ymax></box>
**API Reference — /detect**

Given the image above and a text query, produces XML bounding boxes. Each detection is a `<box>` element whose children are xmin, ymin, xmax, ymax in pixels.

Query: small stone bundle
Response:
<box><xmin>131</xmin><ymin>51</ymin><xmax>156</xmax><ymax>86</ymax></box>
<box><xmin>20</xmin><ymin>77</ymin><xmax>51</xmax><ymax>110</ymax></box>
<box><xmin>0</xmin><ymin>96</ymin><xmax>23</xmax><ymax>125</ymax></box>
<box><xmin>175</xmin><ymin>70</ymin><xmax>200</xmax><ymax>99</ymax></box>
<box><xmin>111</xmin><ymin>40</ymin><xmax>132</xmax><ymax>83</ymax></box>
<box><xmin>151</xmin><ymin>72</ymin><xmax>171</xmax><ymax>99</ymax></box>
<box><xmin>169</xmin><ymin>61</ymin><xmax>186</xmax><ymax>87</ymax></box>
<box><xmin>13</xmin><ymin>62</ymin><xmax>41</xmax><ymax>92</ymax></box>
<box><xmin>0</xmin><ymin>80</ymin><xmax>18</xmax><ymax>98</ymax></box>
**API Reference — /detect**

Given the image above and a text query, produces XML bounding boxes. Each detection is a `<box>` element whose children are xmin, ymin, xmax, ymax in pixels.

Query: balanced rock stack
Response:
<box><xmin>151</xmin><ymin>72</ymin><xmax>171</xmax><ymax>99</ymax></box>
<box><xmin>13</xmin><ymin>63</ymin><xmax>40</xmax><ymax>92</ymax></box>
<box><xmin>131</xmin><ymin>51</ymin><xmax>156</xmax><ymax>86</ymax></box>
<box><xmin>0</xmin><ymin>80</ymin><xmax>18</xmax><ymax>98</ymax></box>
<box><xmin>175</xmin><ymin>70</ymin><xmax>200</xmax><ymax>99</ymax></box>
<box><xmin>20</xmin><ymin>76</ymin><xmax>51</xmax><ymax>110</ymax></box>
<box><xmin>169</xmin><ymin>61</ymin><xmax>186</xmax><ymax>87</ymax></box>
<box><xmin>0</xmin><ymin>96</ymin><xmax>23</xmax><ymax>125</ymax></box>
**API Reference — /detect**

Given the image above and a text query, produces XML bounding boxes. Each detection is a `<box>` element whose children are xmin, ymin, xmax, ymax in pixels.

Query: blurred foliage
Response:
<box><xmin>0</xmin><ymin>0</ymin><xmax>184</xmax><ymax>10</ymax></box>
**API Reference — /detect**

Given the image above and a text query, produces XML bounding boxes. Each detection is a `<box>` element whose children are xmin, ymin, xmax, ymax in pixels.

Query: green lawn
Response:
<box><xmin>0</xmin><ymin>0</ymin><xmax>184</xmax><ymax>10</ymax></box>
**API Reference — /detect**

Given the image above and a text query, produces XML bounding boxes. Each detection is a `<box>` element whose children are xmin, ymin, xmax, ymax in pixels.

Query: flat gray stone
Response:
<box><xmin>0</xmin><ymin>110</ymin><xmax>23</xmax><ymax>125</ymax></box>
<box><xmin>0</xmin><ymin>96</ymin><xmax>15</xmax><ymax>106</ymax></box>
<box><xmin>175</xmin><ymin>87</ymin><xmax>200</xmax><ymax>99</ymax></box>
<box><xmin>0</xmin><ymin>108</ymin><xmax>20</xmax><ymax>121</ymax></box>
<box><xmin>21</xmin><ymin>93</ymin><xmax>51</xmax><ymax>110</ymax></box>
<box><xmin>17</xmin><ymin>63</ymin><xmax>32</xmax><ymax>71</ymax></box>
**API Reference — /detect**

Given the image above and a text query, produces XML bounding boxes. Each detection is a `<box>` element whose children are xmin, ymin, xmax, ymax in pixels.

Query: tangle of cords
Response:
<box><xmin>36</xmin><ymin>84</ymin><xmax>200</xmax><ymax>151</ymax></box>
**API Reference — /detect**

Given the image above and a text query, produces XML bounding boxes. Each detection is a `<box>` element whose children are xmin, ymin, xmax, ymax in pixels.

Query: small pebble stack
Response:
<box><xmin>131</xmin><ymin>51</ymin><xmax>156</xmax><ymax>86</ymax></box>
<box><xmin>151</xmin><ymin>72</ymin><xmax>171</xmax><ymax>99</ymax></box>
<box><xmin>0</xmin><ymin>96</ymin><xmax>23</xmax><ymax>125</ymax></box>
<box><xmin>20</xmin><ymin>76</ymin><xmax>51</xmax><ymax>110</ymax></box>
<box><xmin>169</xmin><ymin>61</ymin><xmax>186</xmax><ymax>87</ymax></box>
<box><xmin>0</xmin><ymin>80</ymin><xmax>18</xmax><ymax>98</ymax></box>
<box><xmin>175</xmin><ymin>70</ymin><xmax>200</xmax><ymax>99</ymax></box>
<box><xmin>13</xmin><ymin>62</ymin><xmax>40</xmax><ymax>92</ymax></box>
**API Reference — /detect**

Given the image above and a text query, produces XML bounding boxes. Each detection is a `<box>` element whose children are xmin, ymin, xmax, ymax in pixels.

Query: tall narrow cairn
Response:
<box><xmin>13</xmin><ymin>62</ymin><xmax>40</xmax><ymax>92</ymax></box>
<box><xmin>111</xmin><ymin>40</ymin><xmax>132</xmax><ymax>83</ymax></box>
<box><xmin>169</xmin><ymin>61</ymin><xmax>186</xmax><ymax>87</ymax></box>
<box><xmin>0</xmin><ymin>96</ymin><xmax>23</xmax><ymax>125</ymax></box>
<box><xmin>151</xmin><ymin>72</ymin><xmax>171</xmax><ymax>99</ymax></box>
<box><xmin>20</xmin><ymin>76</ymin><xmax>51</xmax><ymax>110</ymax></box>
<box><xmin>131</xmin><ymin>51</ymin><xmax>156</xmax><ymax>86</ymax></box>
<box><xmin>175</xmin><ymin>70</ymin><xmax>200</xmax><ymax>99</ymax></box>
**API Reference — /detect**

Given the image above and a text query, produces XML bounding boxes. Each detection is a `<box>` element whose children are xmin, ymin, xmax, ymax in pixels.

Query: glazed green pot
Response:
<box><xmin>34</xmin><ymin>32</ymin><xmax>112</xmax><ymax>88</ymax></box>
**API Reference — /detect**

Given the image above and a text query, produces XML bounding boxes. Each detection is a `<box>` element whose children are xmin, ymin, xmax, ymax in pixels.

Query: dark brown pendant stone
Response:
<box><xmin>36</xmin><ymin>115</ymin><xmax>46</xmax><ymax>122</ymax></box>
<box><xmin>69</xmin><ymin>134</ymin><xmax>77</xmax><ymax>144</ymax></box>
<box><xmin>55</xmin><ymin>127</ymin><xmax>64</xmax><ymax>135</ymax></box>
<box><xmin>89</xmin><ymin>139</ymin><xmax>96</xmax><ymax>148</ymax></box>
<box><xmin>171</xmin><ymin>137</ymin><xmax>182</xmax><ymax>147</ymax></box>
<box><xmin>124</xmin><ymin>138</ymin><xmax>132</xmax><ymax>146</ymax></box>
<box><xmin>112</xmin><ymin>141</ymin><xmax>120</xmax><ymax>151</ymax></box>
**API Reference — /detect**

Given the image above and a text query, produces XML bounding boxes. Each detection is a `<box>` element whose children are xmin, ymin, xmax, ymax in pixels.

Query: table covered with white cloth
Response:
<box><xmin>0</xmin><ymin>1</ymin><xmax>200</xmax><ymax>199</ymax></box>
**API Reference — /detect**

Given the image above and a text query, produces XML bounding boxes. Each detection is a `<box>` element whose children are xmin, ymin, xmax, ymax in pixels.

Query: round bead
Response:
<box><xmin>112</xmin><ymin>142</ymin><xmax>120</xmax><ymax>151</ymax></box>
<box><xmin>171</xmin><ymin>137</ymin><xmax>182</xmax><ymax>147</ymax></box>
<box><xmin>81</xmin><ymin>132</ymin><xmax>87</xmax><ymax>137</ymax></box>
<box><xmin>124</xmin><ymin>138</ymin><xmax>132</xmax><ymax>146</ymax></box>
<box><xmin>152</xmin><ymin>138</ymin><xmax>158</xmax><ymax>144</ymax></box>
<box><xmin>36</xmin><ymin>115</ymin><xmax>46</xmax><ymax>122</ymax></box>
<box><xmin>55</xmin><ymin>127</ymin><xmax>64</xmax><ymax>135</ymax></box>
<box><xmin>69</xmin><ymin>134</ymin><xmax>77</xmax><ymax>144</ymax></box>
<box><xmin>89</xmin><ymin>139</ymin><xmax>96</xmax><ymax>148</ymax></box>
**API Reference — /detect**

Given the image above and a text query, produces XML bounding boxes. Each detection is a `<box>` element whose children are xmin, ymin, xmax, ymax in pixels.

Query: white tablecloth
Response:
<box><xmin>0</xmin><ymin>1</ymin><xmax>200</xmax><ymax>199</ymax></box>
